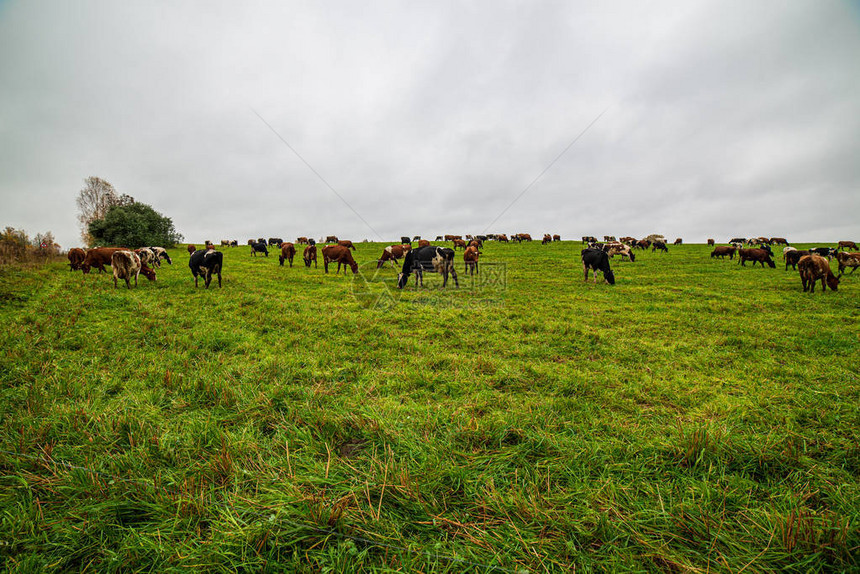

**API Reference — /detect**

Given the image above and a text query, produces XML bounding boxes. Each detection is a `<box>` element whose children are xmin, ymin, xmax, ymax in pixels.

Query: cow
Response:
<box><xmin>325</xmin><ymin>235</ymin><xmax>338</xmax><ymax>243</ymax></box>
<box><xmin>322</xmin><ymin>245</ymin><xmax>358</xmax><ymax>274</ymax></box>
<box><xmin>400</xmin><ymin>236</ymin><xmax>412</xmax><ymax>245</ymax></box>
<box><xmin>80</xmin><ymin>247</ymin><xmax>127</xmax><ymax>274</ymax></box>
<box><xmin>673</xmin><ymin>238</ymin><xmax>683</xmax><ymax>245</ymax></box>
<box><xmin>377</xmin><ymin>244</ymin><xmax>410</xmax><ymax>269</ymax></box>
<box><xmin>279</xmin><ymin>242</ymin><xmax>296</xmax><ymax>267</ymax></box>
<box><xmin>634</xmin><ymin>239</ymin><xmax>651</xmax><ymax>250</ymax></box>
<box><xmin>652</xmin><ymin>241</ymin><xmax>668</xmax><ymax>253</ymax></box>
<box><xmin>603</xmin><ymin>235</ymin><xmax>616</xmax><ymax>242</ymax></box>
<box><xmin>707</xmin><ymin>239</ymin><xmax>715</xmax><ymax>246</ymax></box>
<box><xmin>605</xmin><ymin>242</ymin><xmax>636</xmax><ymax>262</ymax></box>
<box><xmin>730</xmin><ymin>242</ymin><xmax>744</xmax><ymax>250</ymax></box>
<box><xmin>111</xmin><ymin>250</ymin><xmax>141</xmax><ymax>289</ymax></box>
<box><xmin>417</xmin><ymin>239</ymin><xmax>430</xmax><ymax>247</ymax></box>
<box><xmin>463</xmin><ymin>245</ymin><xmax>480</xmax><ymax>275</ymax></box>
<box><xmin>542</xmin><ymin>234</ymin><xmax>552</xmax><ymax>244</ymax></box>
<box><xmin>452</xmin><ymin>238</ymin><xmax>467</xmax><ymax>250</ymax></box>
<box><xmin>296</xmin><ymin>237</ymin><xmax>309</xmax><ymax>245</ymax></box>
<box><xmin>67</xmin><ymin>248</ymin><xmax>86</xmax><ymax>271</ymax></box>
<box><xmin>247</xmin><ymin>239</ymin><xmax>255</xmax><ymax>246</ymax></box>
<box><xmin>798</xmin><ymin>255</ymin><xmax>839</xmax><ymax>293</ymax></box>
<box><xmin>257</xmin><ymin>238</ymin><xmax>267</xmax><ymax>245</ymax></box>
<box><xmin>413</xmin><ymin>236</ymin><xmax>422</xmax><ymax>242</ymax></box>
<box><xmin>303</xmin><ymin>244</ymin><xmax>317</xmax><ymax>268</ymax></box>
<box><xmin>784</xmin><ymin>250</ymin><xmax>809</xmax><ymax>270</ymax></box>
<box><xmin>836</xmin><ymin>251</ymin><xmax>860</xmax><ymax>275</ymax></box>
<box><xmin>268</xmin><ymin>238</ymin><xmax>282</xmax><ymax>246</ymax></box>
<box><xmin>337</xmin><ymin>240</ymin><xmax>356</xmax><ymax>251</ymax></box>
<box><xmin>809</xmin><ymin>247</ymin><xmax>837</xmax><ymax>259</ymax></box>
<box><xmin>770</xmin><ymin>237</ymin><xmax>789</xmax><ymax>245</ymax></box>
<box><xmin>189</xmin><ymin>248</ymin><xmax>223</xmax><ymax>288</ymax></box>
<box><xmin>553</xmin><ymin>234</ymin><xmax>561</xmax><ymax>242</ymax></box>
<box><xmin>729</xmin><ymin>238</ymin><xmax>746</xmax><ymax>245</ymax></box>
<box><xmin>497</xmin><ymin>234</ymin><xmax>509</xmax><ymax>243</ymax></box>
<box><xmin>710</xmin><ymin>246</ymin><xmax>737</xmax><ymax>259</ymax></box>
<box><xmin>581</xmin><ymin>248</ymin><xmax>615</xmax><ymax>285</ymax></box>
<box><xmin>251</xmin><ymin>242</ymin><xmax>269</xmax><ymax>257</ymax></box>
<box><xmin>435</xmin><ymin>236</ymin><xmax>443</xmax><ymax>241</ymax></box>
<box><xmin>308</xmin><ymin>238</ymin><xmax>316</xmax><ymax>246</ymax></box>
<box><xmin>738</xmin><ymin>248</ymin><xmax>776</xmax><ymax>268</ymax></box>
<box><xmin>187</xmin><ymin>244</ymin><xmax>196</xmax><ymax>255</ymax></box>
<box><xmin>220</xmin><ymin>240</ymin><xmax>230</xmax><ymax>246</ymax></box>
<box><xmin>134</xmin><ymin>248</ymin><xmax>158</xmax><ymax>269</ymax></box>
<box><xmin>518</xmin><ymin>233</ymin><xmax>533</xmax><ymax>242</ymax></box>
<box><xmin>147</xmin><ymin>247</ymin><xmax>173</xmax><ymax>267</ymax></box>
<box><xmin>837</xmin><ymin>241</ymin><xmax>858</xmax><ymax>251</ymax></box>
<box><xmin>397</xmin><ymin>246</ymin><xmax>458</xmax><ymax>289</ymax></box>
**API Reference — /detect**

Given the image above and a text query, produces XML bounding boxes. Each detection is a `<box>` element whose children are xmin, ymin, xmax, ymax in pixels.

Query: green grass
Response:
<box><xmin>0</xmin><ymin>241</ymin><xmax>857</xmax><ymax>572</ymax></box>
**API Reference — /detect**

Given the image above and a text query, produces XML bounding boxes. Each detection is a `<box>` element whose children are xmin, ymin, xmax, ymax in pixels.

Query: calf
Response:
<box><xmin>322</xmin><ymin>245</ymin><xmax>358</xmax><ymax>274</ymax></box>
<box><xmin>710</xmin><ymin>246</ymin><xmax>736</xmax><ymax>259</ymax></box>
<box><xmin>67</xmin><ymin>247</ymin><xmax>86</xmax><ymax>271</ymax></box>
<box><xmin>279</xmin><ymin>242</ymin><xmax>296</xmax><ymax>267</ymax></box>
<box><xmin>837</xmin><ymin>241</ymin><xmax>857</xmax><ymax>251</ymax></box>
<box><xmin>463</xmin><ymin>245</ymin><xmax>480</xmax><ymax>275</ymax></box>
<box><xmin>738</xmin><ymin>248</ymin><xmax>776</xmax><ymax>268</ymax></box>
<box><xmin>251</xmin><ymin>242</ymin><xmax>269</xmax><ymax>257</ymax></box>
<box><xmin>836</xmin><ymin>251</ymin><xmax>860</xmax><ymax>275</ymax></box>
<box><xmin>189</xmin><ymin>248</ymin><xmax>223</xmax><ymax>288</ymax></box>
<box><xmin>798</xmin><ymin>255</ymin><xmax>839</xmax><ymax>293</ymax></box>
<box><xmin>581</xmin><ymin>248</ymin><xmax>615</xmax><ymax>285</ymax></box>
<box><xmin>784</xmin><ymin>249</ymin><xmax>809</xmax><ymax>271</ymax></box>
<box><xmin>303</xmin><ymin>244</ymin><xmax>317</xmax><ymax>268</ymax></box>
<box><xmin>377</xmin><ymin>244</ymin><xmax>409</xmax><ymax>269</ymax></box>
<box><xmin>397</xmin><ymin>246</ymin><xmax>458</xmax><ymax>288</ymax></box>
<box><xmin>111</xmin><ymin>250</ymin><xmax>141</xmax><ymax>289</ymax></box>
<box><xmin>337</xmin><ymin>240</ymin><xmax>356</xmax><ymax>251</ymax></box>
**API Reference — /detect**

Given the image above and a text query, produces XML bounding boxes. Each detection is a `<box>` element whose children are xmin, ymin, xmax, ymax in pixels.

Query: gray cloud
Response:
<box><xmin>1</xmin><ymin>0</ymin><xmax>858</xmax><ymax>248</ymax></box>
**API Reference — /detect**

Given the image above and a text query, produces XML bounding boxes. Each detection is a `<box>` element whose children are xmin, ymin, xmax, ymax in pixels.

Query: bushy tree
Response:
<box><xmin>88</xmin><ymin>202</ymin><xmax>183</xmax><ymax>248</ymax></box>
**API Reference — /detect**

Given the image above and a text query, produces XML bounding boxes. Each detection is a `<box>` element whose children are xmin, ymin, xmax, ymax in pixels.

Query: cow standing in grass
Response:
<box><xmin>279</xmin><ymin>242</ymin><xmax>296</xmax><ymax>267</ymax></box>
<box><xmin>303</xmin><ymin>244</ymin><xmax>317</xmax><ymax>268</ymax></box>
<box><xmin>836</xmin><ymin>251</ymin><xmax>860</xmax><ymax>275</ymax></box>
<box><xmin>251</xmin><ymin>242</ymin><xmax>269</xmax><ymax>257</ymax></box>
<box><xmin>463</xmin><ymin>245</ymin><xmax>480</xmax><ymax>275</ymax></box>
<box><xmin>322</xmin><ymin>245</ymin><xmax>358</xmax><ymax>274</ymax></box>
<box><xmin>190</xmin><ymin>248</ymin><xmax>223</xmax><ymax>288</ymax></box>
<box><xmin>111</xmin><ymin>251</ymin><xmax>141</xmax><ymax>289</ymax></box>
<box><xmin>798</xmin><ymin>255</ymin><xmax>839</xmax><ymax>293</ymax></box>
<box><xmin>581</xmin><ymin>248</ymin><xmax>615</xmax><ymax>285</ymax></box>
<box><xmin>397</xmin><ymin>246</ymin><xmax>458</xmax><ymax>288</ymax></box>
<box><xmin>68</xmin><ymin>248</ymin><xmax>86</xmax><ymax>271</ymax></box>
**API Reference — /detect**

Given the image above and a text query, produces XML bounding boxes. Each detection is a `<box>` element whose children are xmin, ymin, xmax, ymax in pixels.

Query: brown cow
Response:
<box><xmin>80</xmin><ymin>247</ymin><xmax>127</xmax><ymax>274</ymax></box>
<box><xmin>67</xmin><ymin>248</ymin><xmax>86</xmax><ymax>271</ymax></box>
<box><xmin>784</xmin><ymin>249</ymin><xmax>809</xmax><ymax>271</ymax></box>
<box><xmin>463</xmin><ymin>245</ymin><xmax>480</xmax><ymax>275</ymax></box>
<box><xmin>634</xmin><ymin>239</ymin><xmax>651</xmax><ymax>250</ymax></box>
<box><xmin>553</xmin><ymin>234</ymin><xmax>561</xmax><ymax>242</ymax></box>
<box><xmin>497</xmin><ymin>234</ymin><xmax>508</xmax><ymax>243</ymax></box>
<box><xmin>673</xmin><ymin>238</ymin><xmax>683</xmax><ymax>245</ymax></box>
<box><xmin>707</xmin><ymin>239</ymin><xmax>715</xmax><ymax>246</ymax></box>
<box><xmin>377</xmin><ymin>244</ymin><xmax>409</xmax><ymax>269</ymax></box>
<box><xmin>770</xmin><ymin>237</ymin><xmax>789</xmax><ymax>245</ymax></box>
<box><xmin>303</xmin><ymin>244</ymin><xmax>317</xmax><ymax>268</ymax></box>
<box><xmin>710</xmin><ymin>246</ymin><xmax>736</xmax><ymax>259</ymax></box>
<box><xmin>517</xmin><ymin>233</ymin><xmax>533</xmax><ymax>242</ymax></box>
<box><xmin>738</xmin><ymin>248</ymin><xmax>775</xmax><ymax>268</ymax></box>
<box><xmin>187</xmin><ymin>244</ymin><xmax>196</xmax><ymax>255</ymax></box>
<box><xmin>417</xmin><ymin>239</ymin><xmax>430</xmax><ymax>247</ymax></box>
<box><xmin>836</xmin><ymin>251</ymin><xmax>860</xmax><ymax>274</ymax></box>
<box><xmin>337</xmin><ymin>240</ymin><xmax>356</xmax><ymax>251</ymax></box>
<box><xmin>798</xmin><ymin>255</ymin><xmax>839</xmax><ymax>292</ymax></box>
<box><xmin>111</xmin><ymin>251</ymin><xmax>141</xmax><ymax>289</ymax></box>
<box><xmin>322</xmin><ymin>245</ymin><xmax>358</xmax><ymax>274</ymax></box>
<box><xmin>296</xmin><ymin>237</ymin><xmax>309</xmax><ymax>245</ymax></box>
<box><xmin>452</xmin><ymin>238</ymin><xmax>466</xmax><ymax>250</ymax></box>
<box><xmin>325</xmin><ymin>235</ymin><xmax>338</xmax><ymax>243</ymax></box>
<box><xmin>542</xmin><ymin>234</ymin><xmax>552</xmax><ymax>244</ymax></box>
<box><xmin>837</xmin><ymin>240</ymin><xmax>858</xmax><ymax>251</ymax></box>
<box><xmin>279</xmin><ymin>242</ymin><xmax>296</xmax><ymax>267</ymax></box>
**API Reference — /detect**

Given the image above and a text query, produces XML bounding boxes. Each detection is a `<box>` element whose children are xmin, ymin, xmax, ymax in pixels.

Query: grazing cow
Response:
<box><xmin>707</xmin><ymin>239</ymin><xmax>715</xmax><ymax>246</ymax></box>
<box><xmin>189</xmin><ymin>248</ymin><xmax>223</xmax><ymax>288</ymax></box>
<box><xmin>111</xmin><ymin>250</ymin><xmax>141</xmax><ymax>289</ymax></box>
<box><xmin>187</xmin><ymin>244</ymin><xmax>196</xmax><ymax>255</ymax></box>
<box><xmin>605</xmin><ymin>242</ymin><xmax>636</xmax><ymax>262</ymax></box>
<box><xmin>279</xmin><ymin>242</ymin><xmax>296</xmax><ymax>267</ymax></box>
<box><xmin>463</xmin><ymin>245</ymin><xmax>480</xmax><ymax>275</ymax></box>
<box><xmin>134</xmin><ymin>248</ymin><xmax>158</xmax><ymax>269</ymax></box>
<box><xmin>296</xmin><ymin>237</ymin><xmax>309</xmax><ymax>244</ymax></box>
<box><xmin>400</xmin><ymin>236</ymin><xmax>412</xmax><ymax>245</ymax></box>
<box><xmin>268</xmin><ymin>238</ymin><xmax>282</xmax><ymax>247</ymax></box>
<box><xmin>67</xmin><ymin>248</ymin><xmax>86</xmax><ymax>271</ymax></box>
<box><xmin>417</xmin><ymin>239</ymin><xmax>430</xmax><ymax>247</ymax></box>
<box><xmin>251</xmin><ymin>242</ymin><xmax>269</xmax><ymax>257</ymax></box>
<box><xmin>542</xmin><ymin>234</ymin><xmax>552</xmax><ymax>244</ymax></box>
<box><xmin>770</xmin><ymin>237</ymin><xmax>789</xmax><ymax>245</ymax></box>
<box><xmin>711</xmin><ymin>246</ymin><xmax>737</xmax><ymax>259</ymax></box>
<box><xmin>517</xmin><ymin>233</ymin><xmax>533</xmax><ymax>242</ymax></box>
<box><xmin>497</xmin><ymin>234</ymin><xmax>509</xmax><ymax>243</ymax></box>
<box><xmin>809</xmin><ymin>247</ymin><xmax>837</xmax><ymax>259</ymax></box>
<box><xmin>452</xmin><ymin>238</ymin><xmax>467</xmax><ymax>250</ymax></box>
<box><xmin>603</xmin><ymin>235</ymin><xmax>616</xmax><ymax>242</ymax></box>
<box><xmin>468</xmin><ymin>239</ymin><xmax>482</xmax><ymax>250</ymax></box>
<box><xmin>325</xmin><ymin>235</ymin><xmax>338</xmax><ymax>243</ymax></box>
<box><xmin>220</xmin><ymin>240</ymin><xmax>229</xmax><ymax>246</ymax></box>
<box><xmin>798</xmin><ymin>255</ymin><xmax>839</xmax><ymax>293</ymax></box>
<box><xmin>80</xmin><ymin>247</ymin><xmax>127</xmax><ymax>274</ymax></box>
<box><xmin>247</xmin><ymin>239</ymin><xmax>255</xmax><ymax>246</ymax></box>
<box><xmin>784</xmin><ymin>250</ymin><xmax>809</xmax><ymax>270</ymax></box>
<box><xmin>634</xmin><ymin>239</ymin><xmax>651</xmax><ymax>250</ymax></box>
<box><xmin>581</xmin><ymin>248</ymin><xmax>615</xmax><ymax>285</ymax></box>
<box><xmin>148</xmin><ymin>247</ymin><xmax>172</xmax><ymax>266</ymax></box>
<box><xmin>836</xmin><ymin>251</ymin><xmax>860</xmax><ymax>275</ymax></box>
<box><xmin>837</xmin><ymin>241</ymin><xmax>858</xmax><ymax>251</ymax></box>
<box><xmin>738</xmin><ymin>248</ymin><xmax>776</xmax><ymax>268</ymax></box>
<box><xmin>337</xmin><ymin>240</ymin><xmax>356</xmax><ymax>251</ymax></box>
<box><xmin>303</xmin><ymin>244</ymin><xmax>317</xmax><ymax>268</ymax></box>
<box><xmin>230</xmin><ymin>240</ymin><xmax>238</xmax><ymax>247</ymax></box>
<box><xmin>582</xmin><ymin>236</ymin><xmax>598</xmax><ymax>244</ymax></box>
<box><xmin>553</xmin><ymin>234</ymin><xmax>561</xmax><ymax>242</ymax></box>
<box><xmin>322</xmin><ymin>245</ymin><xmax>358</xmax><ymax>274</ymax></box>
<box><xmin>377</xmin><ymin>244</ymin><xmax>410</xmax><ymax>268</ymax></box>
<box><xmin>729</xmin><ymin>237</ymin><xmax>746</xmax><ymax>245</ymax></box>
<box><xmin>308</xmin><ymin>238</ymin><xmax>316</xmax><ymax>246</ymax></box>
<box><xmin>397</xmin><ymin>245</ymin><xmax>458</xmax><ymax>288</ymax></box>
<box><xmin>673</xmin><ymin>238</ymin><xmax>683</xmax><ymax>245</ymax></box>
<box><xmin>652</xmin><ymin>241</ymin><xmax>668</xmax><ymax>253</ymax></box>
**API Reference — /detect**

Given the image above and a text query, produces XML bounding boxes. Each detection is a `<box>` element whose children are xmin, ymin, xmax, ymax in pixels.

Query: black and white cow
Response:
<box><xmin>581</xmin><ymin>248</ymin><xmax>615</xmax><ymax>285</ymax></box>
<box><xmin>189</xmin><ymin>248</ymin><xmax>223</xmax><ymax>288</ymax></box>
<box><xmin>397</xmin><ymin>246</ymin><xmax>459</xmax><ymax>289</ymax></box>
<box><xmin>809</xmin><ymin>247</ymin><xmax>837</xmax><ymax>259</ymax></box>
<box><xmin>251</xmin><ymin>242</ymin><xmax>269</xmax><ymax>257</ymax></box>
<box><xmin>147</xmin><ymin>246</ymin><xmax>172</xmax><ymax>267</ymax></box>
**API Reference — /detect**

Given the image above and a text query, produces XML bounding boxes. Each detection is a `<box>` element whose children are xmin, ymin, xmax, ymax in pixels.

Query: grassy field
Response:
<box><xmin>0</xmin><ymin>241</ymin><xmax>857</xmax><ymax>572</ymax></box>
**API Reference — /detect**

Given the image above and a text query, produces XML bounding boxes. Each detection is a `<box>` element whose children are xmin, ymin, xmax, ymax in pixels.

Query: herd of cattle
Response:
<box><xmin>64</xmin><ymin>235</ymin><xmax>859</xmax><ymax>293</ymax></box>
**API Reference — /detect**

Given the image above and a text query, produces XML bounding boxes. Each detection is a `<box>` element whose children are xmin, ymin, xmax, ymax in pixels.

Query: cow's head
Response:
<box><xmin>397</xmin><ymin>272</ymin><xmax>408</xmax><ymax>289</ymax></box>
<box><xmin>604</xmin><ymin>269</ymin><xmax>616</xmax><ymax>285</ymax></box>
<box><xmin>628</xmin><ymin>251</ymin><xmax>635</xmax><ymax>263</ymax></box>
<box><xmin>140</xmin><ymin>266</ymin><xmax>157</xmax><ymax>281</ymax></box>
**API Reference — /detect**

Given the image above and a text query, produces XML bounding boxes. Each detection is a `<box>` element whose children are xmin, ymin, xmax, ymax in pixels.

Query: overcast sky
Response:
<box><xmin>1</xmin><ymin>1</ymin><xmax>858</xmax><ymax>247</ymax></box>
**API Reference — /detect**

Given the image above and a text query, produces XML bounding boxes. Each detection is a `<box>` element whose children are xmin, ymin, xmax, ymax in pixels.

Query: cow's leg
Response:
<box><xmin>583</xmin><ymin>263</ymin><xmax>589</xmax><ymax>282</ymax></box>
<box><xmin>450</xmin><ymin>263</ymin><xmax>458</xmax><ymax>287</ymax></box>
<box><xmin>217</xmin><ymin>270</ymin><xmax>222</xmax><ymax>288</ymax></box>
<box><xmin>113</xmin><ymin>275</ymin><xmax>118</xmax><ymax>288</ymax></box>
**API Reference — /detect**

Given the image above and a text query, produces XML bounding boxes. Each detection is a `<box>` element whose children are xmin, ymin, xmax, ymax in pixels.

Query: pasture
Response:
<box><xmin>0</xmin><ymin>241</ymin><xmax>857</xmax><ymax>572</ymax></box>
